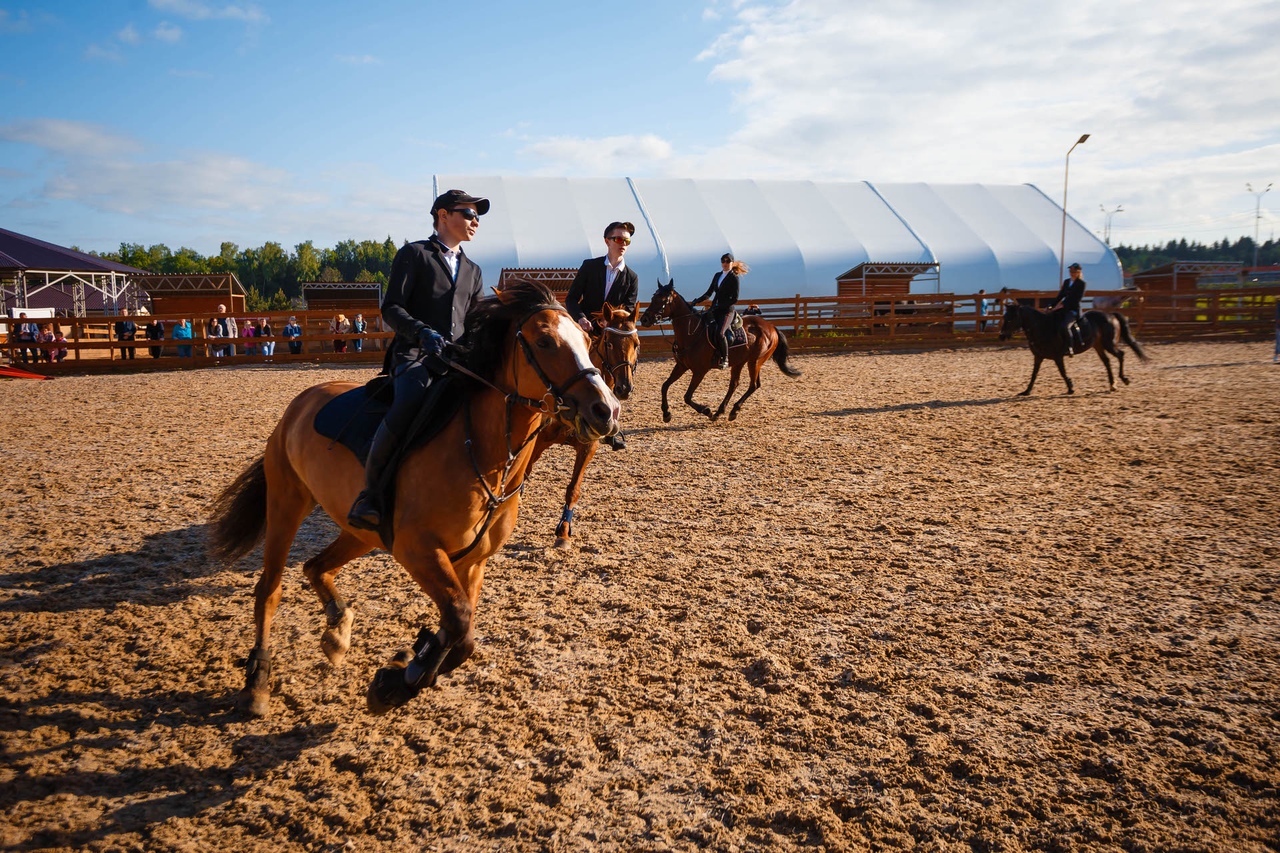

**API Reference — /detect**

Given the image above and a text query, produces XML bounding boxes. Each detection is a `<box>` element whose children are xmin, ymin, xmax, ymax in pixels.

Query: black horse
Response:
<box><xmin>999</xmin><ymin>303</ymin><xmax>1148</xmax><ymax>396</ymax></box>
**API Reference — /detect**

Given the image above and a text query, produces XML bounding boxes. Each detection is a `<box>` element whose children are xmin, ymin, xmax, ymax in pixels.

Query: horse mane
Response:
<box><xmin>457</xmin><ymin>279</ymin><xmax>562</xmax><ymax>380</ymax></box>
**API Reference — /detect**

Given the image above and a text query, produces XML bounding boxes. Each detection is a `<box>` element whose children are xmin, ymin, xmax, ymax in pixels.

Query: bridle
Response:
<box><xmin>592</xmin><ymin>324</ymin><xmax>640</xmax><ymax>385</ymax></box>
<box><xmin>442</xmin><ymin>303</ymin><xmax>605</xmax><ymax>562</ymax></box>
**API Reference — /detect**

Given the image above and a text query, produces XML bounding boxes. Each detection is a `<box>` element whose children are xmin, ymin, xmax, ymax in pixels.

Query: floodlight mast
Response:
<box><xmin>1059</xmin><ymin>134</ymin><xmax>1090</xmax><ymax>286</ymax></box>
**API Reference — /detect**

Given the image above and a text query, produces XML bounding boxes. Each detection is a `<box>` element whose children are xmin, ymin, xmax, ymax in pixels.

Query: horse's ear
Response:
<box><xmin>629</xmin><ymin>301</ymin><xmax>640</xmax><ymax>322</ymax></box>
<box><xmin>667</xmin><ymin>278</ymin><xmax>674</xmax><ymax>288</ymax></box>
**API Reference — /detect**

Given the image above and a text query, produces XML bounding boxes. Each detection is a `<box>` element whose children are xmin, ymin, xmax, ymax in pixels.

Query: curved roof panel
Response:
<box><xmin>433</xmin><ymin>176</ymin><xmax>1121</xmax><ymax>298</ymax></box>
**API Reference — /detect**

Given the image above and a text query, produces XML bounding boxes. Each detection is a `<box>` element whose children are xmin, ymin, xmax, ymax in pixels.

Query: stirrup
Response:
<box><xmin>347</xmin><ymin>491</ymin><xmax>382</xmax><ymax>531</ymax></box>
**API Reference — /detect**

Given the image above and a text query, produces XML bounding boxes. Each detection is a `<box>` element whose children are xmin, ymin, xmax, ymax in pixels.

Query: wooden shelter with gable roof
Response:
<box><xmin>135</xmin><ymin>273</ymin><xmax>247</xmax><ymax>316</ymax></box>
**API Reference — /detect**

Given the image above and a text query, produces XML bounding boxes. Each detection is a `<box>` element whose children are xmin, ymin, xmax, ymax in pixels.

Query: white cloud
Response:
<box><xmin>83</xmin><ymin>43</ymin><xmax>124</xmax><ymax>63</ymax></box>
<box><xmin>519</xmin><ymin>134</ymin><xmax>675</xmax><ymax>176</ymax></box>
<box><xmin>0</xmin><ymin>119</ymin><xmax>321</xmax><ymax>226</ymax></box>
<box><xmin>117</xmin><ymin>24</ymin><xmax>141</xmax><ymax>45</ymax></box>
<box><xmin>510</xmin><ymin>0</ymin><xmax>1279</xmax><ymax>243</ymax></box>
<box><xmin>0</xmin><ymin>9</ymin><xmax>34</xmax><ymax>33</ymax></box>
<box><xmin>336</xmin><ymin>54</ymin><xmax>380</xmax><ymax>65</ymax></box>
<box><xmin>154</xmin><ymin>22</ymin><xmax>183</xmax><ymax>43</ymax></box>
<box><xmin>147</xmin><ymin>0</ymin><xmax>268</xmax><ymax>24</ymax></box>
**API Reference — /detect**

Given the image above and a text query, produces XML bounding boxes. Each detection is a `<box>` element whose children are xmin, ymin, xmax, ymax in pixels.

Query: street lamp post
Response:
<box><xmin>1059</xmin><ymin>134</ymin><xmax>1090</xmax><ymax>287</ymax></box>
<box><xmin>1100</xmin><ymin>204</ymin><xmax>1124</xmax><ymax>246</ymax></box>
<box><xmin>1246</xmin><ymin>183</ymin><xmax>1272</xmax><ymax>269</ymax></box>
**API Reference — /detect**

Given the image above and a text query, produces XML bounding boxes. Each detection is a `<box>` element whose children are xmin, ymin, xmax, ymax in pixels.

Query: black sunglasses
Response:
<box><xmin>451</xmin><ymin>208</ymin><xmax>480</xmax><ymax>221</ymax></box>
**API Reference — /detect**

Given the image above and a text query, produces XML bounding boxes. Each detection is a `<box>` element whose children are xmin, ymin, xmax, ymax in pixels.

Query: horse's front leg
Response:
<box><xmin>554</xmin><ymin>440</ymin><xmax>598</xmax><ymax>549</ymax></box>
<box><xmin>302</xmin><ymin>530</ymin><xmax>373</xmax><ymax>667</ymax></box>
<box><xmin>683</xmin><ymin>370</ymin><xmax>714</xmax><ymax>419</ymax></box>
<box><xmin>1019</xmin><ymin>356</ymin><xmax>1044</xmax><ymax>396</ymax></box>
<box><xmin>660</xmin><ymin>362</ymin><xmax>688</xmax><ymax>423</ymax></box>
<box><xmin>368</xmin><ymin>545</ymin><xmax>476</xmax><ymax>715</ymax></box>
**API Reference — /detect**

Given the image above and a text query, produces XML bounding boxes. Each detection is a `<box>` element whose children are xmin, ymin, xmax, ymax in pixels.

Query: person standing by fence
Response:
<box><xmin>173</xmin><ymin>319</ymin><xmax>193</xmax><ymax>357</ymax></box>
<box><xmin>1274</xmin><ymin>301</ymin><xmax>1279</xmax><ymax>364</ymax></box>
<box><xmin>259</xmin><ymin>317</ymin><xmax>275</xmax><ymax>356</ymax></box>
<box><xmin>352</xmin><ymin>313</ymin><xmax>366</xmax><ymax>352</ymax></box>
<box><xmin>115</xmin><ymin>315</ymin><xmax>137</xmax><ymax>359</ymax></box>
<box><xmin>331</xmin><ymin>313</ymin><xmax>350</xmax><ymax>353</ymax></box>
<box><xmin>145</xmin><ymin>317</ymin><xmax>165</xmax><ymax>358</ymax></box>
<box><xmin>284</xmin><ymin>316</ymin><xmax>302</xmax><ymax>354</ymax></box>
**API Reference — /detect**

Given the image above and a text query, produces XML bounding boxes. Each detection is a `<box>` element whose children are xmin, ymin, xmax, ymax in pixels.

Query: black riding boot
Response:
<box><xmin>347</xmin><ymin>422</ymin><xmax>400</xmax><ymax>531</ymax></box>
<box><xmin>715</xmin><ymin>336</ymin><xmax>729</xmax><ymax>369</ymax></box>
<box><xmin>1061</xmin><ymin>328</ymin><xmax>1074</xmax><ymax>357</ymax></box>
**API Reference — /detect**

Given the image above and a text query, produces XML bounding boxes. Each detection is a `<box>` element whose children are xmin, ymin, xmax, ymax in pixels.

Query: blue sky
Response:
<box><xmin>2</xmin><ymin>0</ymin><xmax>1278</xmax><ymax>257</ymax></box>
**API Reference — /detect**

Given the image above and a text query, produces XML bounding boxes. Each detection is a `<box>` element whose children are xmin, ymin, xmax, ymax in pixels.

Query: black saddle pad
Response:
<box><xmin>313</xmin><ymin>374</ymin><xmax>462</xmax><ymax>465</ymax></box>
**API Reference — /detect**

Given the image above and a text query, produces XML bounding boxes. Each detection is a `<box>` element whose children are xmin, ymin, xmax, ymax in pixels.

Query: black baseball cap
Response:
<box><xmin>1068</xmin><ymin>262</ymin><xmax>1082</xmax><ymax>270</ymax></box>
<box><xmin>431</xmin><ymin>189</ymin><xmax>490</xmax><ymax>216</ymax></box>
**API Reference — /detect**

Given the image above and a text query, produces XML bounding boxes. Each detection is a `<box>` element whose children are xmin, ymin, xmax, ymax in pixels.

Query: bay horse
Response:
<box><xmin>998</xmin><ymin>301</ymin><xmax>1149</xmax><ymax>396</ymax></box>
<box><xmin>207</xmin><ymin>281</ymin><xmax>620</xmax><ymax>717</ymax></box>
<box><xmin>527</xmin><ymin>301</ymin><xmax>640</xmax><ymax>548</ymax></box>
<box><xmin>639</xmin><ymin>281</ymin><xmax>801</xmax><ymax>423</ymax></box>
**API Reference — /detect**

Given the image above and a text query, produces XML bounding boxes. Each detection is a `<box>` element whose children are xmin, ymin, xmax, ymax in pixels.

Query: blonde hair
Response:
<box><xmin>728</xmin><ymin>261</ymin><xmax>749</xmax><ymax>275</ymax></box>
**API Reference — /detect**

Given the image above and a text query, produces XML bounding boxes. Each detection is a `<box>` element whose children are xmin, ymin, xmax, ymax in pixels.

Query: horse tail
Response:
<box><xmin>1114</xmin><ymin>313</ymin><xmax>1149</xmax><ymax>362</ymax></box>
<box><xmin>207</xmin><ymin>455</ymin><xmax>268</xmax><ymax>563</ymax></box>
<box><xmin>772</xmin><ymin>329</ymin><xmax>803</xmax><ymax>377</ymax></box>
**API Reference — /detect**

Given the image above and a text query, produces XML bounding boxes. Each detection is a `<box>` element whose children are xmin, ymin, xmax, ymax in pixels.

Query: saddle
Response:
<box><xmin>705</xmin><ymin>310</ymin><xmax>747</xmax><ymax>347</ymax></box>
<box><xmin>313</xmin><ymin>373</ymin><xmax>464</xmax><ymax>548</ymax></box>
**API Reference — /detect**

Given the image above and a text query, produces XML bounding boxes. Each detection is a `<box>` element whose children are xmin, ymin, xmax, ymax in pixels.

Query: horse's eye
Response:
<box><xmin>536</xmin><ymin>335</ymin><xmax>555</xmax><ymax>350</ymax></box>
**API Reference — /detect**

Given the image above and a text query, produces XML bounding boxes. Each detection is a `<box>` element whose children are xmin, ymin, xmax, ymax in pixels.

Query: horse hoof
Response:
<box><xmin>553</xmin><ymin>536</ymin><xmax>572</xmax><ymax>550</ymax></box>
<box><xmin>1017</xmin><ymin>390</ymin><xmax>1031</xmax><ymax>397</ymax></box>
<box><xmin>366</xmin><ymin>653</ymin><xmax>417</xmax><ymax>715</ymax></box>
<box><xmin>662</xmin><ymin>411</ymin><xmax>672</xmax><ymax>423</ymax></box>
<box><xmin>321</xmin><ymin>608</ymin><xmax>355</xmax><ymax>666</ymax></box>
<box><xmin>728</xmin><ymin>410</ymin><xmax>739</xmax><ymax>421</ymax></box>
<box><xmin>238</xmin><ymin>688</ymin><xmax>271</xmax><ymax>717</ymax></box>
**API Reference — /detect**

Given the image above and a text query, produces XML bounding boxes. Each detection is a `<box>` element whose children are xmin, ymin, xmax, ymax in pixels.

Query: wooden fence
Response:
<box><xmin>5</xmin><ymin>287</ymin><xmax>1276</xmax><ymax>373</ymax></box>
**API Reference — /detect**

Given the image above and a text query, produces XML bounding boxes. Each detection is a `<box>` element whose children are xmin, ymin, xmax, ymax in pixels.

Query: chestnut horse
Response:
<box><xmin>639</xmin><ymin>281</ymin><xmax>801</xmax><ymax>422</ymax></box>
<box><xmin>208</xmin><ymin>281</ymin><xmax>620</xmax><ymax>716</ymax></box>
<box><xmin>999</xmin><ymin>301</ymin><xmax>1149</xmax><ymax>396</ymax></box>
<box><xmin>528</xmin><ymin>302</ymin><xmax>640</xmax><ymax>548</ymax></box>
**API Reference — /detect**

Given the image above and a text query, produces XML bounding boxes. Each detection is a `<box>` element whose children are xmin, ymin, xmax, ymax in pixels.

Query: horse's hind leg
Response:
<box><xmin>303</xmin><ymin>530</ymin><xmax>373</xmax><ymax>666</ymax></box>
<box><xmin>1053</xmin><ymin>357</ymin><xmax>1074</xmax><ymax>395</ymax></box>
<box><xmin>241</xmin><ymin>473</ymin><xmax>314</xmax><ymax>717</ymax></box>
<box><xmin>660</xmin><ymin>363</ymin><xmax>688</xmax><ymax>423</ymax></box>
<box><xmin>728</xmin><ymin>355</ymin><xmax>765</xmax><ymax>421</ymax></box>
<box><xmin>1094</xmin><ymin>344</ymin><xmax>1116</xmax><ymax>391</ymax></box>
<box><xmin>712</xmin><ymin>364</ymin><xmax>743</xmax><ymax>421</ymax></box>
<box><xmin>683</xmin><ymin>371</ymin><xmax>714</xmax><ymax>419</ymax></box>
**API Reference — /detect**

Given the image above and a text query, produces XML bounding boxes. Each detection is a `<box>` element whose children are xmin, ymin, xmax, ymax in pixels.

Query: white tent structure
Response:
<box><xmin>436</xmin><ymin>176</ymin><xmax>1122</xmax><ymax>299</ymax></box>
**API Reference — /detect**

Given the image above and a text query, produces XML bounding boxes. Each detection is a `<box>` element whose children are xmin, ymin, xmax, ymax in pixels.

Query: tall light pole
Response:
<box><xmin>1100</xmin><ymin>204</ymin><xmax>1124</xmax><ymax>246</ymax></box>
<box><xmin>1059</xmin><ymin>134</ymin><xmax>1090</xmax><ymax>287</ymax></box>
<box><xmin>1246</xmin><ymin>182</ymin><xmax>1272</xmax><ymax>269</ymax></box>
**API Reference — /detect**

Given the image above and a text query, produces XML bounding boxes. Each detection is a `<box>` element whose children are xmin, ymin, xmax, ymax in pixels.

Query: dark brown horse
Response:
<box><xmin>639</xmin><ymin>281</ymin><xmax>801</xmax><ymax>422</ymax></box>
<box><xmin>207</xmin><ymin>281</ymin><xmax>620</xmax><ymax>716</ymax></box>
<box><xmin>528</xmin><ymin>302</ymin><xmax>640</xmax><ymax>548</ymax></box>
<box><xmin>999</xmin><ymin>302</ymin><xmax>1149</xmax><ymax>396</ymax></box>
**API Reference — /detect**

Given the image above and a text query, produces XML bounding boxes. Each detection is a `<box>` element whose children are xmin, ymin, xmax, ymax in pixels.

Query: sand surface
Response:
<box><xmin>1</xmin><ymin>340</ymin><xmax>1277</xmax><ymax>852</ymax></box>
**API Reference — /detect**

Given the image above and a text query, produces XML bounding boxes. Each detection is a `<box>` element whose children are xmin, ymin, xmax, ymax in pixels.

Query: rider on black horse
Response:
<box><xmin>1048</xmin><ymin>262</ymin><xmax>1086</xmax><ymax>356</ymax></box>
<box><xmin>692</xmin><ymin>252</ymin><xmax>745</xmax><ymax>369</ymax></box>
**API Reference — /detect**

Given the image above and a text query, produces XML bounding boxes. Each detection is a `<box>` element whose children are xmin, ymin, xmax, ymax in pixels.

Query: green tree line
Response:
<box><xmin>91</xmin><ymin>238</ymin><xmax>401</xmax><ymax>312</ymax></box>
<box><xmin>1113</xmin><ymin>236</ymin><xmax>1279</xmax><ymax>273</ymax></box>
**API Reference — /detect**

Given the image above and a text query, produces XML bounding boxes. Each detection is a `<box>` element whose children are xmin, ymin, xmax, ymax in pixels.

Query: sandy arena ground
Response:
<box><xmin>1</xmin><ymin>339</ymin><xmax>1277</xmax><ymax>852</ymax></box>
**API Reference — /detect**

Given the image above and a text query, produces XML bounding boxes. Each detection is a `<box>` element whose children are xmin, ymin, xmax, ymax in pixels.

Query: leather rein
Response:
<box><xmin>440</xmin><ymin>304</ymin><xmax>603</xmax><ymax>561</ymax></box>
